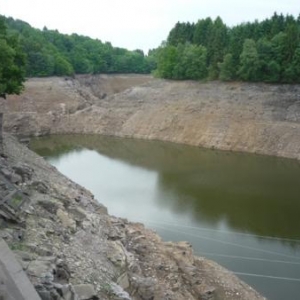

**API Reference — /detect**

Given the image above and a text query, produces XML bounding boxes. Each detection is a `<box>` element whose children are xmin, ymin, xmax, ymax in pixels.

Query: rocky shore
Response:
<box><xmin>1</xmin><ymin>75</ymin><xmax>300</xmax><ymax>160</ymax></box>
<box><xmin>0</xmin><ymin>133</ymin><xmax>266</xmax><ymax>300</ymax></box>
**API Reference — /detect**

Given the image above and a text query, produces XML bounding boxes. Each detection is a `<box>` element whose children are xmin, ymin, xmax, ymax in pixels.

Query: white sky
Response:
<box><xmin>0</xmin><ymin>0</ymin><xmax>299</xmax><ymax>53</ymax></box>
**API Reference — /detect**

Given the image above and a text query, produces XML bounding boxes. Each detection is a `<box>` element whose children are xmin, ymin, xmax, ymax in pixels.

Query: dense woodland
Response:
<box><xmin>1</xmin><ymin>13</ymin><xmax>300</xmax><ymax>84</ymax></box>
<box><xmin>155</xmin><ymin>13</ymin><xmax>300</xmax><ymax>83</ymax></box>
<box><xmin>2</xmin><ymin>16</ymin><xmax>156</xmax><ymax>77</ymax></box>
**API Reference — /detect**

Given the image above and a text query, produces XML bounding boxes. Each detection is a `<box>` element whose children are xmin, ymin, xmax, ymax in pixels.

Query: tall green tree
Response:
<box><xmin>0</xmin><ymin>16</ymin><xmax>26</xmax><ymax>154</ymax></box>
<box><xmin>155</xmin><ymin>44</ymin><xmax>179</xmax><ymax>79</ymax></box>
<box><xmin>238</xmin><ymin>39</ymin><xmax>260</xmax><ymax>81</ymax></box>
<box><xmin>207</xmin><ymin>17</ymin><xmax>228</xmax><ymax>79</ymax></box>
<box><xmin>219</xmin><ymin>53</ymin><xmax>235</xmax><ymax>81</ymax></box>
<box><xmin>0</xmin><ymin>16</ymin><xmax>26</xmax><ymax>96</ymax></box>
<box><xmin>256</xmin><ymin>38</ymin><xmax>280</xmax><ymax>82</ymax></box>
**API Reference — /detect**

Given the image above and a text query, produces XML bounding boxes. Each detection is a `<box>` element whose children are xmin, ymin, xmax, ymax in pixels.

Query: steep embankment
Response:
<box><xmin>0</xmin><ymin>134</ymin><xmax>265</xmax><ymax>300</ymax></box>
<box><xmin>1</xmin><ymin>75</ymin><xmax>300</xmax><ymax>160</ymax></box>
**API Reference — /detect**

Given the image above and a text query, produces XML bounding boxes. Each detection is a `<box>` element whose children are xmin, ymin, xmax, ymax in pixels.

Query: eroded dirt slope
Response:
<box><xmin>1</xmin><ymin>75</ymin><xmax>300</xmax><ymax>159</ymax></box>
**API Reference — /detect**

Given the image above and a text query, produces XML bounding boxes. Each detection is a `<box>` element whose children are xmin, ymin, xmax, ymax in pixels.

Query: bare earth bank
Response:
<box><xmin>1</xmin><ymin>74</ymin><xmax>300</xmax><ymax>160</ymax></box>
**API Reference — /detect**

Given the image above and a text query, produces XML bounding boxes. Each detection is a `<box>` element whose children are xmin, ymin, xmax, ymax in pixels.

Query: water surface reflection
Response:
<box><xmin>30</xmin><ymin>135</ymin><xmax>300</xmax><ymax>300</ymax></box>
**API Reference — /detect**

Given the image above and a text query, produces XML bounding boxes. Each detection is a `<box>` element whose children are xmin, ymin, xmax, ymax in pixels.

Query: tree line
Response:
<box><xmin>155</xmin><ymin>13</ymin><xmax>300</xmax><ymax>83</ymax></box>
<box><xmin>2</xmin><ymin>15</ymin><xmax>156</xmax><ymax>77</ymax></box>
<box><xmin>1</xmin><ymin>13</ymin><xmax>300</xmax><ymax>85</ymax></box>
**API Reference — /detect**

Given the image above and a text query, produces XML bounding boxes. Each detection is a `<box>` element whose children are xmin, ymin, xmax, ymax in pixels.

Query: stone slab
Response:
<box><xmin>0</xmin><ymin>238</ymin><xmax>41</xmax><ymax>300</ymax></box>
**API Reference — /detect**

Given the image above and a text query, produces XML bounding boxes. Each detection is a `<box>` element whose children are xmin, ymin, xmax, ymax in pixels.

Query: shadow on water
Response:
<box><xmin>30</xmin><ymin>134</ymin><xmax>300</xmax><ymax>243</ymax></box>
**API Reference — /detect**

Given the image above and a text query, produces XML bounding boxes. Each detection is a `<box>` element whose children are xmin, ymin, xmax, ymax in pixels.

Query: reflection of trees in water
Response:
<box><xmin>30</xmin><ymin>134</ymin><xmax>300</xmax><ymax>242</ymax></box>
<box><xmin>156</xmin><ymin>170</ymin><xmax>300</xmax><ymax>243</ymax></box>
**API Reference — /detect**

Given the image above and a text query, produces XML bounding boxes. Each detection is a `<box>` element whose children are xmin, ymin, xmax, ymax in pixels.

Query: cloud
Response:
<box><xmin>0</xmin><ymin>0</ymin><xmax>299</xmax><ymax>52</ymax></box>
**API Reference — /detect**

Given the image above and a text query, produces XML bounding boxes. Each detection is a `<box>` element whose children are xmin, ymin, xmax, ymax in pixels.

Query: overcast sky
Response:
<box><xmin>0</xmin><ymin>0</ymin><xmax>299</xmax><ymax>53</ymax></box>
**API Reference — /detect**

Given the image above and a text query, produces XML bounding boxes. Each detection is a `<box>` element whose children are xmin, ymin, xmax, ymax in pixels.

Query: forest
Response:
<box><xmin>1</xmin><ymin>13</ymin><xmax>300</xmax><ymax>83</ymax></box>
<box><xmin>2</xmin><ymin>15</ymin><xmax>156</xmax><ymax>77</ymax></box>
<box><xmin>155</xmin><ymin>13</ymin><xmax>300</xmax><ymax>83</ymax></box>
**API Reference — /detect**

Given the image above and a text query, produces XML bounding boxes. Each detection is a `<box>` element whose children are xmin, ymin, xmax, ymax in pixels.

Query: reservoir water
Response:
<box><xmin>30</xmin><ymin>134</ymin><xmax>300</xmax><ymax>300</ymax></box>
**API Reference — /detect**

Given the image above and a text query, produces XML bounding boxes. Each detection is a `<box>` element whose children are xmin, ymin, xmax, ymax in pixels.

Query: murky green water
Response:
<box><xmin>30</xmin><ymin>134</ymin><xmax>300</xmax><ymax>300</ymax></box>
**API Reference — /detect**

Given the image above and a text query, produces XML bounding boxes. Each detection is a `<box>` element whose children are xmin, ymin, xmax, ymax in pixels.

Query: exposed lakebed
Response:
<box><xmin>30</xmin><ymin>134</ymin><xmax>300</xmax><ymax>300</ymax></box>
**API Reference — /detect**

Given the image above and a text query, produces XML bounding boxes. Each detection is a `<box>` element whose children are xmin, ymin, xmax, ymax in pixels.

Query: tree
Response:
<box><xmin>282</xmin><ymin>47</ymin><xmax>300</xmax><ymax>82</ymax></box>
<box><xmin>3</xmin><ymin>15</ymin><xmax>155</xmax><ymax>77</ymax></box>
<box><xmin>0</xmin><ymin>16</ymin><xmax>26</xmax><ymax>154</ymax></box>
<box><xmin>181</xmin><ymin>44</ymin><xmax>207</xmax><ymax>79</ymax></box>
<box><xmin>54</xmin><ymin>54</ymin><xmax>74</xmax><ymax>76</ymax></box>
<box><xmin>238</xmin><ymin>39</ymin><xmax>260</xmax><ymax>81</ymax></box>
<box><xmin>255</xmin><ymin>38</ymin><xmax>280</xmax><ymax>82</ymax></box>
<box><xmin>0</xmin><ymin>17</ymin><xmax>26</xmax><ymax>96</ymax></box>
<box><xmin>155</xmin><ymin>45</ymin><xmax>179</xmax><ymax>79</ymax></box>
<box><xmin>207</xmin><ymin>17</ymin><xmax>228</xmax><ymax>79</ymax></box>
<box><xmin>219</xmin><ymin>53</ymin><xmax>235</xmax><ymax>81</ymax></box>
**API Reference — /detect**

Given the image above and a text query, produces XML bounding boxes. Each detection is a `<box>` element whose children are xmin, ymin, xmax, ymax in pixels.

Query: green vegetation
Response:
<box><xmin>155</xmin><ymin>13</ymin><xmax>300</xmax><ymax>83</ymax></box>
<box><xmin>10</xmin><ymin>194</ymin><xmax>23</xmax><ymax>208</ymax></box>
<box><xmin>2</xmin><ymin>15</ymin><xmax>156</xmax><ymax>77</ymax></box>
<box><xmin>8</xmin><ymin>242</ymin><xmax>28</xmax><ymax>251</ymax></box>
<box><xmin>1</xmin><ymin>13</ymin><xmax>300</xmax><ymax>83</ymax></box>
<box><xmin>0</xmin><ymin>16</ymin><xmax>26</xmax><ymax>96</ymax></box>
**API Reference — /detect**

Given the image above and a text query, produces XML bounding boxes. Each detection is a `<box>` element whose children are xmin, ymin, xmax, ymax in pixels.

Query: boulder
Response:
<box><xmin>110</xmin><ymin>283</ymin><xmax>132</xmax><ymax>300</ymax></box>
<box><xmin>68</xmin><ymin>206</ymin><xmax>87</xmax><ymax>222</ymax></box>
<box><xmin>132</xmin><ymin>277</ymin><xmax>156</xmax><ymax>300</ymax></box>
<box><xmin>53</xmin><ymin>283</ymin><xmax>79</xmax><ymax>300</ymax></box>
<box><xmin>55</xmin><ymin>260</ymin><xmax>71</xmax><ymax>283</ymax></box>
<box><xmin>26</xmin><ymin>259</ymin><xmax>55</xmax><ymax>280</ymax></box>
<box><xmin>31</xmin><ymin>181</ymin><xmax>49</xmax><ymax>194</ymax></box>
<box><xmin>117</xmin><ymin>272</ymin><xmax>130</xmax><ymax>290</ymax></box>
<box><xmin>107</xmin><ymin>241</ymin><xmax>127</xmax><ymax>269</ymax></box>
<box><xmin>12</xmin><ymin>164</ymin><xmax>33</xmax><ymax>182</ymax></box>
<box><xmin>73</xmin><ymin>284</ymin><xmax>97</xmax><ymax>300</ymax></box>
<box><xmin>56</xmin><ymin>209</ymin><xmax>76</xmax><ymax>231</ymax></box>
<box><xmin>38</xmin><ymin>199</ymin><xmax>60</xmax><ymax>215</ymax></box>
<box><xmin>11</xmin><ymin>173</ymin><xmax>22</xmax><ymax>184</ymax></box>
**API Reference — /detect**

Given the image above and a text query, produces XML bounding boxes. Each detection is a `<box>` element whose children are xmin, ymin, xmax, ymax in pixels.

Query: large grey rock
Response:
<box><xmin>12</xmin><ymin>164</ymin><xmax>33</xmax><ymax>182</ymax></box>
<box><xmin>53</xmin><ymin>283</ymin><xmax>79</xmax><ymax>300</ymax></box>
<box><xmin>38</xmin><ymin>199</ymin><xmax>60</xmax><ymax>215</ymax></box>
<box><xmin>55</xmin><ymin>260</ymin><xmax>71</xmax><ymax>283</ymax></box>
<box><xmin>68</xmin><ymin>206</ymin><xmax>87</xmax><ymax>222</ymax></box>
<box><xmin>1</xmin><ymin>168</ymin><xmax>12</xmax><ymax>180</ymax></box>
<box><xmin>56</xmin><ymin>209</ymin><xmax>76</xmax><ymax>231</ymax></box>
<box><xmin>31</xmin><ymin>181</ymin><xmax>49</xmax><ymax>194</ymax></box>
<box><xmin>117</xmin><ymin>272</ymin><xmax>130</xmax><ymax>290</ymax></box>
<box><xmin>36</xmin><ymin>289</ymin><xmax>51</xmax><ymax>300</ymax></box>
<box><xmin>73</xmin><ymin>284</ymin><xmax>97</xmax><ymax>300</ymax></box>
<box><xmin>26</xmin><ymin>259</ymin><xmax>55</xmax><ymax>279</ymax></box>
<box><xmin>110</xmin><ymin>283</ymin><xmax>131</xmax><ymax>300</ymax></box>
<box><xmin>132</xmin><ymin>277</ymin><xmax>156</xmax><ymax>300</ymax></box>
<box><xmin>107</xmin><ymin>241</ymin><xmax>127</xmax><ymax>269</ymax></box>
<box><xmin>11</xmin><ymin>173</ymin><xmax>22</xmax><ymax>184</ymax></box>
